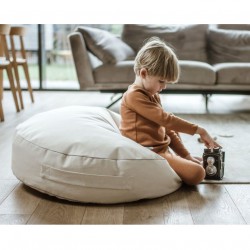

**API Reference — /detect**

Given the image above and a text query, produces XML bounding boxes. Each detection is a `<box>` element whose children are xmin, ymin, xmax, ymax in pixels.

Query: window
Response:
<box><xmin>3</xmin><ymin>24</ymin><xmax>123</xmax><ymax>90</ymax></box>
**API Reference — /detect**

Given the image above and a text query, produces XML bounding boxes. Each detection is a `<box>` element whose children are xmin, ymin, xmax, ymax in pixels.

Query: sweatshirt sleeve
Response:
<box><xmin>167</xmin><ymin>130</ymin><xmax>190</xmax><ymax>158</ymax></box>
<box><xmin>124</xmin><ymin>88</ymin><xmax>198</xmax><ymax>135</ymax></box>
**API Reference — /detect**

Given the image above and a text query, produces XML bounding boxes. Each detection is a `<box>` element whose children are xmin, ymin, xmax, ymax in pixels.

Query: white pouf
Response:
<box><xmin>12</xmin><ymin>106</ymin><xmax>181</xmax><ymax>204</ymax></box>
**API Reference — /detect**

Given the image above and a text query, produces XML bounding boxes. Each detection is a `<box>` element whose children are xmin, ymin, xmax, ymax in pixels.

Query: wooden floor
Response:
<box><xmin>1</xmin><ymin>90</ymin><xmax>250</xmax><ymax>225</ymax></box>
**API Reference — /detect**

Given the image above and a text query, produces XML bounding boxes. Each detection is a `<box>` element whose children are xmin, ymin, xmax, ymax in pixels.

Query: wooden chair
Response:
<box><xmin>0</xmin><ymin>24</ymin><xmax>20</xmax><ymax>122</ymax></box>
<box><xmin>10</xmin><ymin>26</ymin><xmax>34</xmax><ymax>110</ymax></box>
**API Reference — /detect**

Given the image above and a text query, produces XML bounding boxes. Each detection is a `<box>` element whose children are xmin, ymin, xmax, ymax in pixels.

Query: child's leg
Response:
<box><xmin>159</xmin><ymin>151</ymin><xmax>205</xmax><ymax>185</ymax></box>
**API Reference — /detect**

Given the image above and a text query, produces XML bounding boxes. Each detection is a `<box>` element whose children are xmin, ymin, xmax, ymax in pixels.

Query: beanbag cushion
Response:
<box><xmin>12</xmin><ymin>106</ymin><xmax>181</xmax><ymax>204</ymax></box>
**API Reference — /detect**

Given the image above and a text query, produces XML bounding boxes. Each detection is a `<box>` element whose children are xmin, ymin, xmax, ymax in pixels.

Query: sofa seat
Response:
<box><xmin>179</xmin><ymin>61</ymin><xmax>216</xmax><ymax>85</ymax></box>
<box><xmin>214</xmin><ymin>63</ymin><xmax>250</xmax><ymax>85</ymax></box>
<box><xmin>94</xmin><ymin>60</ymin><xmax>216</xmax><ymax>86</ymax></box>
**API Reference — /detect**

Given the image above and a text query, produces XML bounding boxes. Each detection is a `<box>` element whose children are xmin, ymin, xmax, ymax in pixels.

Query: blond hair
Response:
<box><xmin>134</xmin><ymin>37</ymin><xmax>180</xmax><ymax>83</ymax></box>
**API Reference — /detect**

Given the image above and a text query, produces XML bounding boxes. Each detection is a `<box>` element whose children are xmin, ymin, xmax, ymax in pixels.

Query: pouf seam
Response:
<box><xmin>15</xmin><ymin>133</ymin><xmax>166</xmax><ymax>161</ymax></box>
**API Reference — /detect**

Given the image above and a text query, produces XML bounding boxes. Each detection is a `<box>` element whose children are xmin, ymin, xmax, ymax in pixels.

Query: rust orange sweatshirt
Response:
<box><xmin>119</xmin><ymin>84</ymin><xmax>198</xmax><ymax>158</ymax></box>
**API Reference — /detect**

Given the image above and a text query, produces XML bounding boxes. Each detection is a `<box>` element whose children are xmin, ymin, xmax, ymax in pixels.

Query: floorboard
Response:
<box><xmin>123</xmin><ymin>198</ymin><xmax>165</xmax><ymax>224</ymax></box>
<box><xmin>0</xmin><ymin>183</ymin><xmax>41</xmax><ymax>215</ymax></box>
<box><xmin>225</xmin><ymin>185</ymin><xmax>250</xmax><ymax>224</ymax></box>
<box><xmin>162</xmin><ymin>186</ymin><xmax>193</xmax><ymax>224</ymax></box>
<box><xmin>27</xmin><ymin>198</ymin><xmax>86</xmax><ymax>225</ymax></box>
<box><xmin>186</xmin><ymin>185</ymin><xmax>246</xmax><ymax>224</ymax></box>
<box><xmin>0</xmin><ymin>180</ymin><xmax>19</xmax><ymax>204</ymax></box>
<box><xmin>81</xmin><ymin>205</ymin><xmax>124</xmax><ymax>224</ymax></box>
<box><xmin>0</xmin><ymin>214</ymin><xmax>30</xmax><ymax>225</ymax></box>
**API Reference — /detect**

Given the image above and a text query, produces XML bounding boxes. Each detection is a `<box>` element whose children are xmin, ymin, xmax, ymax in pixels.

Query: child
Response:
<box><xmin>119</xmin><ymin>37</ymin><xmax>221</xmax><ymax>185</ymax></box>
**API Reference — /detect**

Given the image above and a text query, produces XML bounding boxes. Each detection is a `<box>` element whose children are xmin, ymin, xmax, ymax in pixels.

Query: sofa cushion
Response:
<box><xmin>12</xmin><ymin>106</ymin><xmax>181</xmax><ymax>204</ymax></box>
<box><xmin>208</xmin><ymin>25</ymin><xmax>250</xmax><ymax>64</ymax></box>
<box><xmin>76</xmin><ymin>26</ymin><xmax>135</xmax><ymax>64</ymax></box>
<box><xmin>94</xmin><ymin>61</ymin><xmax>135</xmax><ymax>84</ymax></box>
<box><xmin>178</xmin><ymin>61</ymin><xmax>216</xmax><ymax>85</ymax></box>
<box><xmin>214</xmin><ymin>63</ymin><xmax>250</xmax><ymax>85</ymax></box>
<box><xmin>122</xmin><ymin>24</ymin><xmax>208</xmax><ymax>62</ymax></box>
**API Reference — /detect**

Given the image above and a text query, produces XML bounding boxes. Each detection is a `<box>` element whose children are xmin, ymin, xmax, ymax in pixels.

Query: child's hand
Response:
<box><xmin>185</xmin><ymin>154</ymin><xmax>202</xmax><ymax>165</ymax></box>
<box><xmin>196</xmin><ymin>126</ymin><xmax>221</xmax><ymax>149</ymax></box>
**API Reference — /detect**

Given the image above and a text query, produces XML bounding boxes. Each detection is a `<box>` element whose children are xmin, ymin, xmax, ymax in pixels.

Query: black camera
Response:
<box><xmin>202</xmin><ymin>148</ymin><xmax>225</xmax><ymax>180</ymax></box>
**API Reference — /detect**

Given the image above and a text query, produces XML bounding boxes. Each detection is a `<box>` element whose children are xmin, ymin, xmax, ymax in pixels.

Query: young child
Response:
<box><xmin>119</xmin><ymin>37</ymin><xmax>221</xmax><ymax>185</ymax></box>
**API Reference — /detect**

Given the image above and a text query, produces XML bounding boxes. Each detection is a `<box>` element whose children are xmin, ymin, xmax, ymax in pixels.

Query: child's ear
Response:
<box><xmin>140</xmin><ymin>68</ymin><xmax>147</xmax><ymax>79</ymax></box>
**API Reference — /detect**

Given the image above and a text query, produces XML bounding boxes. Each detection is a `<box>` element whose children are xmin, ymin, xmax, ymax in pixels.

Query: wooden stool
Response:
<box><xmin>10</xmin><ymin>26</ymin><xmax>34</xmax><ymax>110</ymax></box>
<box><xmin>0</xmin><ymin>24</ymin><xmax>20</xmax><ymax>122</ymax></box>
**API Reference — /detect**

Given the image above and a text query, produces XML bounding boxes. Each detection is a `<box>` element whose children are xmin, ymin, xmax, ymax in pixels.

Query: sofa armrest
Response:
<box><xmin>68</xmin><ymin>32</ymin><xmax>95</xmax><ymax>90</ymax></box>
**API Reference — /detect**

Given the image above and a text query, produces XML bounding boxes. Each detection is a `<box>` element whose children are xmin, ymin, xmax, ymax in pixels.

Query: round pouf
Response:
<box><xmin>12</xmin><ymin>106</ymin><xmax>181</xmax><ymax>204</ymax></box>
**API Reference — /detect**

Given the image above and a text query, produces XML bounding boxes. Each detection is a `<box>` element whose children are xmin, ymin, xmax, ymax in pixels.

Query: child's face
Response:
<box><xmin>137</xmin><ymin>68</ymin><xmax>170</xmax><ymax>95</ymax></box>
<box><xmin>142</xmin><ymin>74</ymin><xmax>168</xmax><ymax>95</ymax></box>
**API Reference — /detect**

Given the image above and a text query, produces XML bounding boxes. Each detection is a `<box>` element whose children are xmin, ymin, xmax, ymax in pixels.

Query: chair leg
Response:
<box><xmin>106</xmin><ymin>93</ymin><xmax>123</xmax><ymax>109</ymax></box>
<box><xmin>0</xmin><ymin>98</ymin><xmax>4</xmax><ymax>122</ymax></box>
<box><xmin>0</xmin><ymin>72</ymin><xmax>3</xmax><ymax>121</ymax></box>
<box><xmin>22</xmin><ymin>62</ymin><xmax>34</xmax><ymax>103</ymax></box>
<box><xmin>6</xmin><ymin>66</ymin><xmax>20</xmax><ymax>112</ymax></box>
<box><xmin>203</xmin><ymin>94</ymin><xmax>212</xmax><ymax>112</ymax></box>
<box><xmin>0</xmin><ymin>71</ymin><xmax>3</xmax><ymax>102</ymax></box>
<box><xmin>12</xmin><ymin>62</ymin><xmax>24</xmax><ymax>109</ymax></box>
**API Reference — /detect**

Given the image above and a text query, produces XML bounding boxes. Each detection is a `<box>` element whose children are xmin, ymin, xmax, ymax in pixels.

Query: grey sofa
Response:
<box><xmin>68</xmin><ymin>24</ymin><xmax>250</xmax><ymax>109</ymax></box>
